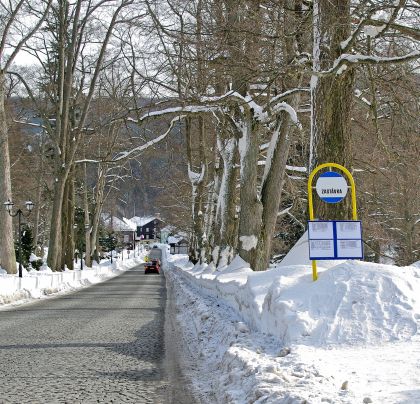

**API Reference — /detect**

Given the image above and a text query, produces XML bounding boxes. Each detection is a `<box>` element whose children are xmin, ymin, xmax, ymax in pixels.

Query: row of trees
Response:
<box><xmin>143</xmin><ymin>0</ymin><xmax>419</xmax><ymax>268</ymax></box>
<box><xmin>1</xmin><ymin>0</ymin><xmax>419</xmax><ymax>274</ymax></box>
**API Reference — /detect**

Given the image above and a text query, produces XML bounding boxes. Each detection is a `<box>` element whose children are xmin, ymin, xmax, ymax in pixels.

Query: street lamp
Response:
<box><xmin>132</xmin><ymin>230</ymin><xmax>136</xmax><ymax>257</ymax></box>
<box><xmin>74</xmin><ymin>222</ymin><xmax>90</xmax><ymax>270</ymax></box>
<box><xmin>4</xmin><ymin>200</ymin><xmax>34</xmax><ymax>278</ymax></box>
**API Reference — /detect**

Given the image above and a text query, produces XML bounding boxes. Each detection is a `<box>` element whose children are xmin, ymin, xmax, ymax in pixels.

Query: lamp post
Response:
<box><xmin>153</xmin><ymin>220</ymin><xmax>157</xmax><ymax>241</ymax></box>
<box><xmin>84</xmin><ymin>223</ymin><xmax>90</xmax><ymax>268</ymax></box>
<box><xmin>74</xmin><ymin>222</ymin><xmax>90</xmax><ymax>270</ymax></box>
<box><xmin>110</xmin><ymin>236</ymin><xmax>113</xmax><ymax>264</ymax></box>
<box><xmin>109</xmin><ymin>234</ymin><xmax>116</xmax><ymax>264</ymax></box>
<box><xmin>4</xmin><ymin>200</ymin><xmax>34</xmax><ymax>278</ymax></box>
<box><xmin>132</xmin><ymin>230</ymin><xmax>137</xmax><ymax>258</ymax></box>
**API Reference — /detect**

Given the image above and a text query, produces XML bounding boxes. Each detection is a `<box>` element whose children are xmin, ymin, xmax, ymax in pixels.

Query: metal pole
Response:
<box><xmin>80</xmin><ymin>238</ymin><xmax>83</xmax><ymax>270</ymax></box>
<box><xmin>18</xmin><ymin>210</ymin><xmax>23</xmax><ymax>278</ymax></box>
<box><xmin>4</xmin><ymin>202</ymin><xmax>33</xmax><ymax>278</ymax></box>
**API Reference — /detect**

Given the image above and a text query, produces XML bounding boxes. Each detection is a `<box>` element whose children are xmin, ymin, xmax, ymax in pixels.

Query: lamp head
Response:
<box><xmin>4</xmin><ymin>200</ymin><xmax>14</xmax><ymax>212</ymax></box>
<box><xmin>25</xmin><ymin>201</ymin><xmax>34</xmax><ymax>212</ymax></box>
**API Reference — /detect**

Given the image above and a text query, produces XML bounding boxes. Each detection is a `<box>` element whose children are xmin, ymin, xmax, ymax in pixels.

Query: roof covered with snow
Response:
<box><xmin>102</xmin><ymin>216</ymin><xmax>136</xmax><ymax>232</ymax></box>
<box><xmin>102</xmin><ymin>214</ymin><xmax>164</xmax><ymax>231</ymax></box>
<box><xmin>129</xmin><ymin>216</ymin><xmax>163</xmax><ymax>227</ymax></box>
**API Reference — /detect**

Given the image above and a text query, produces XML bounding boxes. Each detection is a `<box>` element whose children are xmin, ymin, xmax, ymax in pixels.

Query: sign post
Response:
<box><xmin>307</xmin><ymin>163</ymin><xmax>362</xmax><ymax>281</ymax></box>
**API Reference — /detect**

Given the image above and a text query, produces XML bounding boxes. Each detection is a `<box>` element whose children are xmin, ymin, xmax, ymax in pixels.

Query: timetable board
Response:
<box><xmin>308</xmin><ymin>220</ymin><xmax>363</xmax><ymax>260</ymax></box>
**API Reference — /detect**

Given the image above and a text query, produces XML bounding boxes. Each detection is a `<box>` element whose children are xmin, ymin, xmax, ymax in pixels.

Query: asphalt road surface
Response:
<box><xmin>0</xmin><ymin>259</ymin><xmax>196</xmax><ymax>403</ymax></box>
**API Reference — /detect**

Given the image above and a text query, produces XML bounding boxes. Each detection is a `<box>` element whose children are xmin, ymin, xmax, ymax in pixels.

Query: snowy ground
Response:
<box><xmin>2</xmin><ymin>244</ymin><xmax>419</xmax><ymax>403</ymax></box>
<box><xmin>0</xmin><ymin>251</ymin><xmax>145</xmax><ymax>308</ymax></box>
<box><xmin>165</xmin><ymin>241</ymin><xmax>420</xmax><ymax>403</ymax></box>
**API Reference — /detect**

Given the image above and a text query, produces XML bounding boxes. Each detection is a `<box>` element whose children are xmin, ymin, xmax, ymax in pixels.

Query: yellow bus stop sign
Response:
<box><xmin>308</xmin><ymin>163</ymin><xmax>358</xmax><ymax>281</ymax></box>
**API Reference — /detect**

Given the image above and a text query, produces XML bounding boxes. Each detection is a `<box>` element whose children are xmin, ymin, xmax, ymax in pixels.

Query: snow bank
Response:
<box><xmin>166</xmin><ymin>245</ymin><xmax>420</xmax><ymax>403</ymax></box>
<box><xmin>412</xmin><ymin>260</ymin><xmax>420</xmax><ymax>268</ymax></box>
<box><xmin>277</xmin><ymin>230</ymin><xmax>344</xmax><ymax>268</ymax></box>
<box><xmin>169</xmin><ymin>250</ymin><xmax>420</xmax><ymax>347</ymax></box>
<box><xmin>0</xmin><ymin>255</ymin><xmax>145</xmax><ymax>307</ymax></box>
<box><xmin>261</xmin><ymin>261</ymin><xmax>420</xmax><ymax>345</ymax></box>
<box><xmin>165</xmin><ymin>255</ymin><xmax>328</xmax><ymax>404</ymax></box>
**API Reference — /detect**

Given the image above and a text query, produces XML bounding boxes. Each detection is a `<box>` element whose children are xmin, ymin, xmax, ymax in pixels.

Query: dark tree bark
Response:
<box><xmin>311</xmin><ymin>0</ymin><xmax>355</xmax><ymax>220</ymax></box>
<box><xmin>0</xmin><ymin>74</ymin><xmax>16</xmax><ymax>273</ymax></box>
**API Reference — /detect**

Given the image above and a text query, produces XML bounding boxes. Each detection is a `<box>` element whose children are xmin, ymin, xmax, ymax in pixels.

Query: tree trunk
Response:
<box><xmin>47</xmin><ymin>173</ymin><xmax>67</xmax><ymax>271</ymax></box>
<box><xmin>0</xmin><ymin>73</ymin><xmax>17</xmax><ymax>274</ymax></box>
<box><xmin>204</xmin><ymin>147</ymin><xmax>221</xmax><ymax>263</ymax></box>
<box><xmin>83</xmin><ymin>161</ymin><xmax>92</xmax><ymax>267</ymax></box>
<box><xmin>227</xmin><ymin>0</ymin><xmax>263</xmax><ymax>266</ymax></box>
<box><xmin>186</xmin><ymin>117</ymin><xmax>207</xmax><ymax>263</ymax></box>
<box><xmin>90</xmin><ymin>165</ymin><xmax>107</xmax><ymax>265</ymax></box>
<box><xmin>237</xmin><ymin>111</ymin><xmax>263</xmax><ymax>266</ymax></box>
<box><xmin>212</xmin><ymin>122</ymin><xmax>239</xmax><ymax>267</ymax></box>
<box><xmin>32</xmin><ymin>138</ymin><xmax>45</xmax><ymax>254</ymax></box>
<box><xmin>252</xmin><ymin>3</ymin><xmax>305</xmax><ymax>271</ymax></box>
<box><xmin>311</xmin><ymin>0</ymin><xmax>354</xmax><ymax>220</ymax></box>
<box><xmin>254</xmin><ymin>104</ymin><xmax>299</xmax><ymax>271</ymax></box>
<box><xmin>61</xmin><ymin>173</ymin><xmax>75</xmax><ymax>270</ymax></box>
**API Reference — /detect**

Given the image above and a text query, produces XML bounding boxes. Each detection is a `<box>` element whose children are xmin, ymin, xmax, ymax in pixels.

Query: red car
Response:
<box><xmin>144</xmin><ymin>259</ymin><xmax>160</xmax><ymax>274</ymax></box>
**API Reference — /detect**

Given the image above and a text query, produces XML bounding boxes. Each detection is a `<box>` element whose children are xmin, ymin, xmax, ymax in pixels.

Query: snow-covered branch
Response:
<box><xmin>286</xmin><ymin>165</ymin><xmax>307</xmax><ymax>173</ymax></box>
<box><xmin>188</xmin><ymin>163</ymin><xmax>206</xmax><ymax>185</ymax></box>
<box><xmin>320</xmin><ymin>51</ymin><xmax>420</xmax><ymax>76</ymax></box>
<box><xmin>363</xmin><ymin>19</ymin><xmax>420</xmax><ymax>41</ymax></box>
<box><xmin>75</xmin><ymin>159</ymin><xmax>102</xmax><ymax>164</ymax></box>
<box><xmin>113</xmin><ymin>115</ymin><xmax>185</xmax><ymax>162</ymax></box>
<box><xmin>134</xmin><ymin>106</ymin><xmax>218</xmax><ymax>123</ymax></box>
<box><xmin>262</xmin><ymin>102</ymin><xmax>301</xmax><ymax>128</ymax></box>
<box><xmin>13</xmin><ymin>120</ymin><xmax>47</xmax><ymax>130</ymax></box>
<box><xmin>269</xmin><ymin>88</ymin><xmax>310</xmax><ymax>106</ymax></box>
<box><xmin>131</xmin><ymin>91</ymin><xmax>267</xmax><ymax>126</ymax></box>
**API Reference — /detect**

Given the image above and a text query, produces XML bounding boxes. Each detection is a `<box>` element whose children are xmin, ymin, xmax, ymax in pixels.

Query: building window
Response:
<box><xmin>146</xmin><ymin>235</ymin><xmax>149</xmax><ymax>239</ymax></box>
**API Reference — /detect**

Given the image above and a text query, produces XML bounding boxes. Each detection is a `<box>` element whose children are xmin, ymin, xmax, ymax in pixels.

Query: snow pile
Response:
<box><xmin>412</xmin><ymin>260</ymin><xmax>420</xmax><ymax>268</ymax></box>
<box><xmin>260</xmin><ymin>261</ymin><xmax>419</xmax><ymax>345</ymax></box>
<box><xmin>166</xmin><ymin>245</ymin><xmax>420</xmax><ymax>403</ymax></box>
<box><xmin>165</xmin><ymin>255</ymin><xmax>330</xmax><ymax>403</ymax></box>
<box><xmin>276</xmin><ymin>230</ymin><xmax>344</xmax><ymax>268</ymax></box>
<box><xmin>0</xmin><ymin>253</ymin><xmax>145</xmax><ymax>307</ymax></box>
<box><xmin>175</xmin><ymin>250</ymin><xmax>420</xmax><ymax>347</ymax></box>
<box><xmin>180</xmin><ymin>263</ymin><xmax>419</xmax><ymax>347</ymax></box>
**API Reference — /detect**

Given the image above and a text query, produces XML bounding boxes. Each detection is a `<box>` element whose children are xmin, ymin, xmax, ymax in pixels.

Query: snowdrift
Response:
<box><xmin>171</xmin><ymin>254</ymin><xmax>420</xmax><ymax>347</ymax></box>
<box><xmin>0</xmin><ymin>256</ymin><xmax>145</xmax><ymax>307</ymax></box>
<box><xmin>165</xmin><ymin>245</ymin><xmax>420</xmax><ymax>403</ymax></box>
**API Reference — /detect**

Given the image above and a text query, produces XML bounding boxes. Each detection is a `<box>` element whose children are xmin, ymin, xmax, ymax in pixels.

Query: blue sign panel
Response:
<box><xmin>315</xmin><ymin>171</ymin><xmax>348</xmax><ymax>204</ymax></box>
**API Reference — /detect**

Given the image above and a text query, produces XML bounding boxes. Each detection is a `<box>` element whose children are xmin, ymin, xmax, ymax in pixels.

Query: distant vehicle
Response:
<box><xmin>144</xmin><ymin>258</ymin><xmax>160</xmax><ymax>274</ymax></box>
<box><xmin>152</xmin><ymin>244</ymin><xmax>159</xmax><ymax>248</ymax></box>
<box><xmin>148</xmin><ymin>249</ymin><xmax>161</xmax><ymax>260</ymax></box>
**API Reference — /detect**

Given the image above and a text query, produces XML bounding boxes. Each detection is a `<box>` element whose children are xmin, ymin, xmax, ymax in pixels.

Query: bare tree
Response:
<box><xmin>0</xmin><ymin>0</ymin><xmax>51</xmax><ymax>273</ymax></box>
<box><xmin>310</xmin><ymin>0</ymin><xmax>419</xmax><ymax>221</ymax></box>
